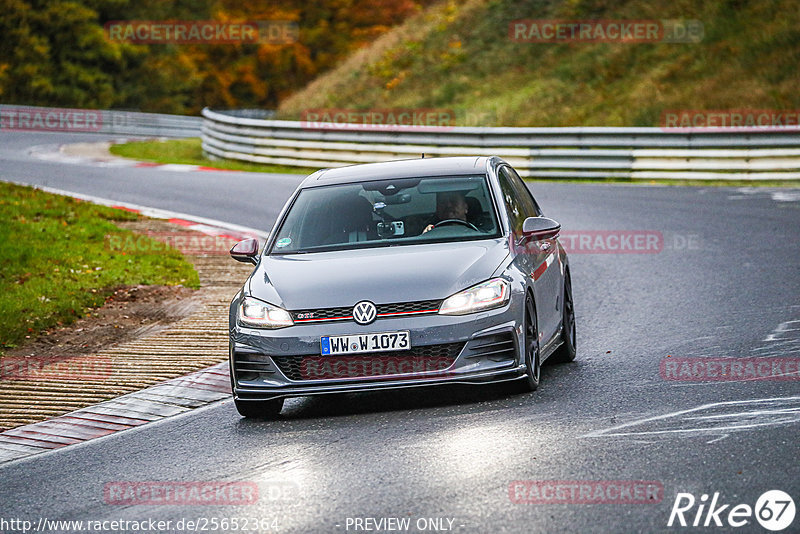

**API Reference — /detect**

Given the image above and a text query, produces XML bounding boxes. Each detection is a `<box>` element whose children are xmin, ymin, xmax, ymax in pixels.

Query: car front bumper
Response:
<box><xmin>229</xmin><ymin>299</ymin><xmax>526</xmax><ymax>401</ymax></box>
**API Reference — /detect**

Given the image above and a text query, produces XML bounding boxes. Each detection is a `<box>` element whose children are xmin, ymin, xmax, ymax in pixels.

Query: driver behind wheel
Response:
<box><xmin>422</xmin><ymin>191</ymin><xmax>469</xmax><ymax>234</ymax></box>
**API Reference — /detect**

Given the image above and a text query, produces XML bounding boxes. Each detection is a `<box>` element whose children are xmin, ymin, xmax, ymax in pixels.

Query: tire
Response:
<box><xmin>516</xmin><ymin>294</ymin><xmax>541</xmax><ymax>392</ymax></box>
<box><xmin>550</xmin><ymin>270</ymin><xmax>576</xmax><ymax>363</ymax></box>
<box><xmin>235</xmin><ymin>398</ymin><xmax>284</xmax><ymax>419</ymax></box>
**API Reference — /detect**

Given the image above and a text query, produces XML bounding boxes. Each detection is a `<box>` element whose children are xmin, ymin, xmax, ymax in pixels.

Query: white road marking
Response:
<box><xmin>764</xmin><ymin>320</ymin><xmax>800</xmax><ymax>341</ymax></box>
<box><xmin>729</xmin><ymin>188</ymin><xmax>800</xmax><ymax>202</ymax></box>
<box><xmin>583</xmin><ymin>396</ymin><xmax>800</xmax><ymax>438</ymax></box>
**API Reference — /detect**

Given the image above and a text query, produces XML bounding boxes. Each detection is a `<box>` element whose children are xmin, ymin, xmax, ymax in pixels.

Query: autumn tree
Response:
<box><xmin>0</xmin><ymin>0</ymin><xmax>435</xmax><ymax>113</ymax></box>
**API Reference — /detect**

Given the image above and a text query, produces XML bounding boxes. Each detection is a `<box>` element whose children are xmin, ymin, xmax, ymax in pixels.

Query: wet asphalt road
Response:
<box><xmin>1</xmin><ymin>131</ymin><xmax>799</xmax><ymax>533</ymax></box>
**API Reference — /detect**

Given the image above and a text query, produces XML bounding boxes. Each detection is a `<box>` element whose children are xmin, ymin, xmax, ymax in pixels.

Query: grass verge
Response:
<box><xmin>109</xmin><ymin>138</ymin><xmax>316</xmax><ymax>174</ymax></box>
<box><xmin>0</xmin><ymin>181</ymin><xmax>200</xmax><ymax>352</ymax></box>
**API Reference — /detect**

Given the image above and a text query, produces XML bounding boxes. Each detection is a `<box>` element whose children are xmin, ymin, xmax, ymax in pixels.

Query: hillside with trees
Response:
<box><xmin>278</xmin><ymin>0</ymin><xmax>800</xmax><ymax>126</ymax></box>
<box><xmin>0</xmin><ymin>0</ymin><xmax>433</xmax><ymax>114</ymax></box>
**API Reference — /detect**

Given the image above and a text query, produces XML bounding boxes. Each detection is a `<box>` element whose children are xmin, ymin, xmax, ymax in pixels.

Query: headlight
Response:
<box><xmin>439</xmin><ymin>278</ymin><xmax>510</xmax><ymax>315</ymax></box>
<box><xmin>239</xmin><ymin>296</ymin><xmax>294</xmax><ymax>328</ymax></box>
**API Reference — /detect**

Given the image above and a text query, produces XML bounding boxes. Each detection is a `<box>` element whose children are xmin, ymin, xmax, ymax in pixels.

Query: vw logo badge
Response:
<box><xmin>353</xmin><ymin>301</ymin><xmax>377</xmax><ymax>325</ymax></box>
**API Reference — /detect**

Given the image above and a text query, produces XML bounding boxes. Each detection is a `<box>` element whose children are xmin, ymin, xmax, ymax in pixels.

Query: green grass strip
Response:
<box><xmin>109</xmin><ymin>138</ymin><xmax>315</xmax><ymax>174</ymax></box>
<box><xmin>0</xmin><ymin>181</ymin><xmax>200</xmax><ymax>351</ymax></box>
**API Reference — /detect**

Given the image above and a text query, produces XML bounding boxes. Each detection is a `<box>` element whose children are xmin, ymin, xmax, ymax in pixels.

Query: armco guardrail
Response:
<box><xmin>0</xmin><ymin>105</ymin><xmax>201</xmax><ymax>138</ymax></box>
<box><xmin>201</xmin><ymin>108</ymin><xmax>800</xmax><ymax>179</ymax></box>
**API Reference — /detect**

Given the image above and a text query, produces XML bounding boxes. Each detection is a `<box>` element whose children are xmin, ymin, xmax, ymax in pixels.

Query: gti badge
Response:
<box><xmin>353</xmin><ymin>301</ymin><xmax>377</xmax><ymax>325</ymax></box>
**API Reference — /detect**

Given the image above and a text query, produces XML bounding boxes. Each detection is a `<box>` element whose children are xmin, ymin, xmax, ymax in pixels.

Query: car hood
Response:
<box><xmin>249</xmin><ymin>239</ymin><xmax>509</xmax><ymax>310</ymax></box>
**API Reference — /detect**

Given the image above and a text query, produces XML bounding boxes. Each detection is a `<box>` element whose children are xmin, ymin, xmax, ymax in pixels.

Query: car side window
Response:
<box><xmin>502</xmin><ymin>166</ymin><xmax>542</xmax><ymax>217</ymax></box>
<box><xmin>497</xmin><ymin>168</ymin><xmax>526</xmax><ymax>236</ymax></box>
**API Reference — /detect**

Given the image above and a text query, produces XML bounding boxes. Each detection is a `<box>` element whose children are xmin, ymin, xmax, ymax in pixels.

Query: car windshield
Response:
<box><xmin>270</xmin><ymin>174</ymin><xmax>501</xmax><ymax>254</ymax></box>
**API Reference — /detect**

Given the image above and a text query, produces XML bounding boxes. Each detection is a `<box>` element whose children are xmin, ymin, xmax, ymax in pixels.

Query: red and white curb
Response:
<box><xmin>29</xmin><ymin>139</ymin><xmax>241</xmax><ymax>174</ymax></box>
<box><xmin>0</xmin><ymin>186</ymin><xmax>266</xmax><ymax>465</ymax></box>
<box><xmin>0</xmin><ymin>363</ymin><xmax>231</xmax><ymax>464</ymax></box>
<box><xmin>130</xmin><ymin>161</ymin><xmax>240</xmax><ymax>173</ymax></box>
<box><xmin>8</xmin><ymin>181</ymin><xmax>269</xmax><ymax>243</ymax></box>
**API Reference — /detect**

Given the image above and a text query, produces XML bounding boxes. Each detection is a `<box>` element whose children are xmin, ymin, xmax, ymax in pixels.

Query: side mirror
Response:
<box><xmin>230</xmin><ymin>238</ymin><xmax>259</xmax><ymax>265</ymax></box>
<box><xmin>522</xmin><ymin>216</ymin><xmax>561</xmax><ymax>240</ymax></box>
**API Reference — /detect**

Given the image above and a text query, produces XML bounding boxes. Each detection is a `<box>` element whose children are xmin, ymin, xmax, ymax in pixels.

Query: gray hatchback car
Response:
<box><xmin>228</xmin><ymin>156</ymin><xmax>576</xmax><ymax>417</ymax></box>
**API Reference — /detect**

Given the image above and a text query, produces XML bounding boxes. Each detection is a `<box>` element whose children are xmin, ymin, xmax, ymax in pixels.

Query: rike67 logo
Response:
<box><xmin>668</xmin><ymin>490</ymin><xmax>795</xmax><ymax>531</ymax></box>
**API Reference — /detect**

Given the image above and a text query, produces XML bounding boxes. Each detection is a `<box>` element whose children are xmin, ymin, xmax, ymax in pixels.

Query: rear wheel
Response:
<box><xmin>235</xmin><ymin>398</ymin><xmax>284</xmax><ymax>419</ymax></box>
<box><xmin>516</xmin><ymin>295</ymin><xmax>541</xmax><ymax>392</ymax></box>
<box><xmin>550</xmin><ymin>270</ymin><xmax>576</xmax><ymax>363</ymax></box>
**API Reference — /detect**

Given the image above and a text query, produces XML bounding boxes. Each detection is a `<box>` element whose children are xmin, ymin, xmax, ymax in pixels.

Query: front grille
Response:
<box><xmin>272</xmin><ymin>342</ymin><xmax>464</xmax><ymax>381</ymax></box>
<box><xmin>377</xmin><ymin>300</ymin><xmax>441</xmax><ymax>315</ymax></box>
<box><xmin>292</xmin><ymin>306</ymin><xmax>352</xmax><ymax>322</ymax></box>
<box><xmin>291</xmin><ymin>300</ymin><xmax>441</xmax><ymax>324</ymax></box>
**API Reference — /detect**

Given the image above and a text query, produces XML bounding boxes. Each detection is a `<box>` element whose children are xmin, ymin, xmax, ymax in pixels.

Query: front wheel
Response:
<box><xmin>235</xmin><ymin>398</ymin><xmax>284</xmax><ymax>419</ymax></box>
<box><xmin>550</xmin><ymin>270</ymin><xmax>576</xmax><ymax>363</ymax></box>
<box><xmin>516</xmin><ymin>295</ymin><xmax>541</xmax><ymax>392</ymax></box>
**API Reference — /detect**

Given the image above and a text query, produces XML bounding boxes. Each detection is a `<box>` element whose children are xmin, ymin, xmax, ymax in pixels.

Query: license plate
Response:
<box><xmin>321</xmin><ymin>331</ymin><xmax>410</xmax><ymax>355</ymax></box>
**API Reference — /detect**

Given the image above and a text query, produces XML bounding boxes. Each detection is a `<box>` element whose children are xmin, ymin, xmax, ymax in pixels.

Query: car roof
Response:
<box><xmin>300</xmin><ymin>156</ymin><xmax>496</xmax><ymax>187</ymax></box>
